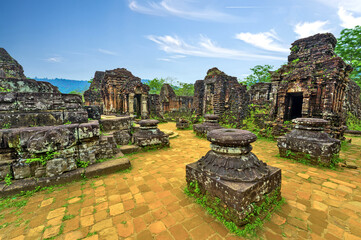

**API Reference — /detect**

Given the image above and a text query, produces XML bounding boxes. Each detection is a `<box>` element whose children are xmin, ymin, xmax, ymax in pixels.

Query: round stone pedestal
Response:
<box><xmin>186</xmin><ymin>128</ymin><xmax>282</xmax><ymax>226</ymax></box>
<box><xmin>277</xmin><ymin>118</ymin><xmax>341</xmax><ymax>166</ymax></box>
<box><xmin>198</xmin><ymin>128</ymin><xmax>270</xmax><ymax>182</ymax></box>
<box><xmin>176</xmin><ymin>118</ymin><xmax>190</xmax><ymax>130</ymax></box>
<box><xmin>133</xmin><ymin>119</ymin><xmax>169</xmax><ymax>147</ymax></box>
<box><xmin>193</xmin><ymin>114</ymin><xmax>223</xmax><ymax>137</ymax></box>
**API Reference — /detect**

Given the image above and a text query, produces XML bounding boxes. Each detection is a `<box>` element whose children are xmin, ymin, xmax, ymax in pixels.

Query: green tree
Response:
<box><xmin>242</xmin><ymin>64</ymin><xmax>274</xmax><ymax>87</ymax></box>
<box><xmin>174</xmin><ymin>81</ymin><xmax>194</xmax><ymax>96</ymax></box>
<box><xmin>335</xmin><ymin>25</ymin><xmax>361</xmax><ymax>86</ymax></box>
<box><xmin>146</xmin><ymin>78</ymin><xmax>166</xmax><ymax>94</ymax></box>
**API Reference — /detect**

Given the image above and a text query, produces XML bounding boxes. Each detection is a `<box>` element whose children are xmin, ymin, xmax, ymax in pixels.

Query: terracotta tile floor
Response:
<box><xmin>0</xmin><ymin>122</ymin><xmax>361</xmax><ymax>240</ymax></box>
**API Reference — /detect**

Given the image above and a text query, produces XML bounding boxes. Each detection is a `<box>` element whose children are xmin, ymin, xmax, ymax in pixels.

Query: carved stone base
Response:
<box><xmin>186</xmin><ymin>162</ymin><xmax>281</xmax><ymax>226</ymax></box>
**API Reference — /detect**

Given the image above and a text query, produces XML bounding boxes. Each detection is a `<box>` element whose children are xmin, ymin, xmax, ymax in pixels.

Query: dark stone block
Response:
<box><xmin>133</xmin><ymin>119</ymin><xmax>169</xmax><ymax>148</ymax></box>
<box><xmin>63</xmin><ymin>110</ymin><xmax>88</xmax><ymax>124</ymax></box>
<box><xmin>99</xmin><ymin>116</ymin><xmax>132</xmax><ymax>132</ymax></box>
<box><xmin>84</xmin><ymin>105</ymin><xmax>103</xmax><ymax>120</ymax></box>
<box><xmin>113</xmin><ymin>130</ymin><xmax>131</xmax><ymax>145</ymax></box>
<box><xmin>193</xmin><ymin>114</ymin><xmax>223</xmax><ymax>137</ymax></box>
<box><xmin>176</xmin><ymin>119</ymin><xmax>190</xmax><ymax>129</ymax></box>
<box><xmin>186</xmin><ymin>162</ymin><xmax>281</xmax><ymax>225</ymax></box>
<box><xmin>277</xmin><ymin>118</ymin><xmax>341</xmax><ymax>166</ymax></box>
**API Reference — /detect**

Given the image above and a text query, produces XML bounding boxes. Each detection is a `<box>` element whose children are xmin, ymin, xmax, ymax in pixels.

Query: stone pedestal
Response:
<box><xmin>133</xmin><ymin>119</ymin><xmax>169</xmax><ymax>148</ymax></box>
<box><xmin>186</xmin><ymin>128</ymin><xmax>282</xmax><ymax>226</ymax></box>
<box><xmin>176</xmin><ymin>118</ymin><xmax>190</xmax><ymax>130</ymax></box>
<box><xmin>277</xmin><ymin>118</ymin><xmax>341</xmax><ymax>166</ymax></box>
<box><xmin>193</xmin><ymin>114</ymin><xmax>223</xmax><ymax>137</ymax></box>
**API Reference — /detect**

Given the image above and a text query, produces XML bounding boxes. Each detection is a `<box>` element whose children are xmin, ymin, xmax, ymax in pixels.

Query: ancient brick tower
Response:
<box><xmin>269</xmin><ymin>33</ymin><xmax>353</xmax><ymax>138</ymax></box>
<box><xmin>193</xmin><ymin>67</ymin><xmax>249</xmax><ymax>124</ymax></box>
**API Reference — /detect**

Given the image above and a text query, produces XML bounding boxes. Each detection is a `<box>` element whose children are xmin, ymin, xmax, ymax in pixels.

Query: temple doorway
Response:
<box><xmin>284</xmin><ymin>92</ymin><xmax>303</xmax><ymax>121</ymax></box>
<box><xmin>133</xmin><ymin>94</ymin><xmax>142</xmax><ymax>118</ymax></box>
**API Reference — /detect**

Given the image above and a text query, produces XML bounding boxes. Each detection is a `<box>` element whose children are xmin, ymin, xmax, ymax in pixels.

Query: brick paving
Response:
<box><xmin>0</xmin><ymin>122</ymin><xmax>361</xmax><ymax>240</ymax></box>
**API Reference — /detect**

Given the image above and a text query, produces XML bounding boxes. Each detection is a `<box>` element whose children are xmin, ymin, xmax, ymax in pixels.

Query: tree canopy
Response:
<box><xmin>241</xmin><ymin>65</ymin><xmax>274</xmax><ymax>87</ymax></box>
<box><xmin>145</xmin><ymin>78</ymin><xmax>194</xmax><ymax>96</ymax></box>
<box><xmin>335</xmin><ymin>25</ymin><xmax>361</xmax><ymax>86</ymax></box>
<box><xmin>146</xmin><ymin>78</ymin><xmax>166</xmax><ymax>94</ymax></box>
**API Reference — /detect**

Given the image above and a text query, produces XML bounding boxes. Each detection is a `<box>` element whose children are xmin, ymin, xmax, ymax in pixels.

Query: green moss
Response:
<box><xmin>281</xmin><ymin>150</ymin><xmax>343</xmax><ymax>170</ymax></box>
<box><xmin>291</xmin><ymin>45</ymin><xmax>299</xmax><ymax>52</ymax></box>
<box><xmin>185</xmin><ymin>180</ymin><xmax>284</xmax><ymax>238</ymax></box>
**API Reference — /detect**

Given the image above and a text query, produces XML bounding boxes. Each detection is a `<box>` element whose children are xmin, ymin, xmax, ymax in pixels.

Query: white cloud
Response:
<box><xmin>170</xmin><ymin>55</ymin><xmax>186</xmax><ymax>59</ymax></box>
<box><xmin>294</xmin><ymin>21</ymin><xmax>331</xmax><ymax>38</ymax></box>
<box><xmin>157</xmin><ymin>58</ymin><xmax>172</xmax><ymax>62</ymax></box>
<box><xmin>129</xmin><ymin>0</ymin><xmax>236</xmax><ymax>22</ymax></box>
<box><xmin>98</xmin><ymin>48</ymin><xmax>117</xmax><ymax>55</ymax></box>
<box><xmin>46</xmin><ymin>57</ymin><xmax>62</xmax><ymax>63</ymax></box>
<box><xmin>338</xmin><ymin>7</ymin><xmax>361</xmax><ymax>28</ymax></box>
<box><xmin>235</xmin><ymin>29</ymin><xmax>289</xmax><ymax>53</ymax></box>
<box><xmin>147</xmin><ymin>35</ymin><xmax>285</xmax><ymax>61</ymax></box>
<box><xmin>225</xmin><ymin>6</ymin><xmax>259</xmax><ymax>9</ymax></box>
<box><xmin>316</xmin><ymin>0</ymin><xmax>361</xmax><ymax>13</ymax></box>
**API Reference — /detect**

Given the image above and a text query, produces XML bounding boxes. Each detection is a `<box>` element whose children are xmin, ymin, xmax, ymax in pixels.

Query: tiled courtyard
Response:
<box><xmin>1</xmin><ymin>122</ymin><xmax>361</xmax><ymax>240</ymax></box>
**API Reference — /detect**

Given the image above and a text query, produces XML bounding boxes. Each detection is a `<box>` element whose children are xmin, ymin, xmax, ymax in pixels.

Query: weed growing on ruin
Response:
<box><xmin>185</xmin><ymin>180</ymin><xmax>285</xmax><ymax>238</ymax></box>
<box><xmin>26</xmin><ymin>151</ymin><xmax>59</xmax><ymax>165</ymax></box>
<box><xmin>291</xmin><ymin>45</ymin><xmax>299</xmax><ymax>52</ymax></box>
<box><xmin>280</xmin><ymin>151</ymin><xmax>344</xmax><ymax>170</ymax></box>
<box><xmin>64</xmin><ymin>120</ymin><xmax>72</xmax><ymax>125</ymax></box>
<box><xmin>4</xmin><ymin>173</ymin><xmax>12</xmax><ymax>186</ymax></box>
<box><xmin>86</xmin><ymin>232</ymin><xmax>98</xmax><ymax>237</ymax></box>
<box><xmin>292</xmin><ymin>58</ymin><xmax>300</xmax><ymax>64</ymax></box>
<box><xmin>346</xmin><ymin>112</ymin><xmax>361</xmax><ymax>131</ymax></box>
<box><xmin>76</xmin><ymin>159</ymin><xmax>89</xmax><ymax>168</ymax></box>
<box><xmin>62</xmin><ymin>214</ymin><xmax>75</xmax><ymax>221</ymax></box>
<box><xmin>2</xmin><ymin>123</ymin><xmax>11</xmax><ymax>129</ymax></box>
<box><xmin>341</xmin><ymin>141</ymin><xmax>351</xmax><ymax>152</ymax></box>
<box><xmin>0</xmin><ymin>86</ymin><xmax>10</xmax><ymax>92</ymax></box>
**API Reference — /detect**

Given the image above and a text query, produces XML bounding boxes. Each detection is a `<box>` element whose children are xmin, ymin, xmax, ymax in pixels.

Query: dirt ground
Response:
<box><xmin>0</xmin><ymin>122</ymin><xmax>361</xmax><ymax>240</ymax></box>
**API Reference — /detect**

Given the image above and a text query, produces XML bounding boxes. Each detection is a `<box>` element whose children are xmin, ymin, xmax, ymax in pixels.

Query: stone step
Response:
<box><xmin>119</xmin><ymin>145</ymin><xmax>141</xmax><ymax>154</ymax></box>
<box><xmin>162</xmin><ymin>129</ymin><xmax>179</xmax><ymax>139</ymax></box>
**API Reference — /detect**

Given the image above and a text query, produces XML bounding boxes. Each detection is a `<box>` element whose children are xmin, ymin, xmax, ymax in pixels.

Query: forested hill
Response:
<box><xmin>33</xmin><ymin>78</ymin><xmax>90</xmax><ymax>93</ymax></box>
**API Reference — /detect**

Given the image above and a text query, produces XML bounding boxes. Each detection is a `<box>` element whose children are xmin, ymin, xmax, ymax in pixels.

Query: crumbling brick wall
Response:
<box><xmin>269</xmin><ymin>33</ymin><xmax>352</xmax><ymax>138</ymax></box>
<box><xmin>84</xmin><ymin>71</ymin><xmax>105</xmax><ymax>106</ymax></box>
<box><xmin>193</xmin><ymin>68</ymin><xmax>249</xmax><ymax>125</ymax></box>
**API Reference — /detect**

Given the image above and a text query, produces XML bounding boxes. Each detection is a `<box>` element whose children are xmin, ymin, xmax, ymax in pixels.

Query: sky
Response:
<box><xmin>1</xmin><ymin>0</ymin><xmax>361</xmax><ymax>83</ymax></box>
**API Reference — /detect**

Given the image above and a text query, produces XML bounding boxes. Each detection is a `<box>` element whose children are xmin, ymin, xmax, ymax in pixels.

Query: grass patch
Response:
<box><xmin>185</xmin><ymin>180</ymin><xmax>284</xmax><ymax>238</ymax></box>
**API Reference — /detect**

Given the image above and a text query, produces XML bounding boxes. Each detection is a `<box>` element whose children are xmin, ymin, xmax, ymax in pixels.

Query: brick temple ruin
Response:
<box><xmin>84</xmin><ymin>70</ymin><xmax>194</xmax><ymax>119</ymax></box>
<box><xmin>85</xmin><ymin>68</ymin><xmax>150</xmax><ymax>118</ymax></box>
<box><xmin>193</xmin><ymin>67</ymin><xmax>249</xmax><ymax>125</ymax></box>
<box><xmin>269</xmin><ymin>33</ymin><xmax>352</xmax><ymax>138</ymax></box>
<box><xmin>246</xmin><ymin>33</ymin><xmax>361</xmax><ymax>139</ymax></box>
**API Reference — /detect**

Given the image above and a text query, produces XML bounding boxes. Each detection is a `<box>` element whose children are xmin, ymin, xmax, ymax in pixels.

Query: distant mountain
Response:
<box><xmin>33</xmin><ymin>78</ymin><xmax>90</xmax><ymax>93</ymax></box>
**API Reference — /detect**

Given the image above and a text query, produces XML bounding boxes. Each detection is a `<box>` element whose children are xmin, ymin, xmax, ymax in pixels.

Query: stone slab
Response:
<box><xmin>119</xmin><ymin>145</ymin><xmax>141</xmax><ymax>154</ymax></box>
<box><xmin>0</xmin><ymin>157</ymin><xmax>131</xmax><ymax>197</ymax></box>
<box><xmin>186</xmin><ymin>162</ymin><xmax>281</xmax><ymax>224</ymax></box>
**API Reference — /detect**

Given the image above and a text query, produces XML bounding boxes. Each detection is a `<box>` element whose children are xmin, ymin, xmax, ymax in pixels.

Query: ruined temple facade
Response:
<box><xmin>159</xmin><ymin>84</ymin><xmax>193</xmax><ymax>113</ymax></box>
<box><xmin>84</xmin><ymin>68</ymin><xmax>150</xmax><ymax>117</ymax></box>
<box><xmin>269</xmin><ymin>33</ymin><xmax>352</xmax><ymax>138</ymax></box>
<box><xmin>193</xmin><ymin>68</ymin><xmax>249</xmax><ymax>124</ymax></box>
<box><xmin>248</xmin><ymin>82</ymin><xmax>273</xmax><ymax>105</ymax></box>
<box><xmin>84</xmin><ymin>71</ymin><xmax>105</xmax><ymax>106</ymax></box>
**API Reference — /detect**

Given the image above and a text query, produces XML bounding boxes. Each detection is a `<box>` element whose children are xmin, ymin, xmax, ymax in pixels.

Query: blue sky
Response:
<box><xmin>1</xmin><ymin>0</ymin><xmax>361</xmax><ymax>83</ymax></box>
